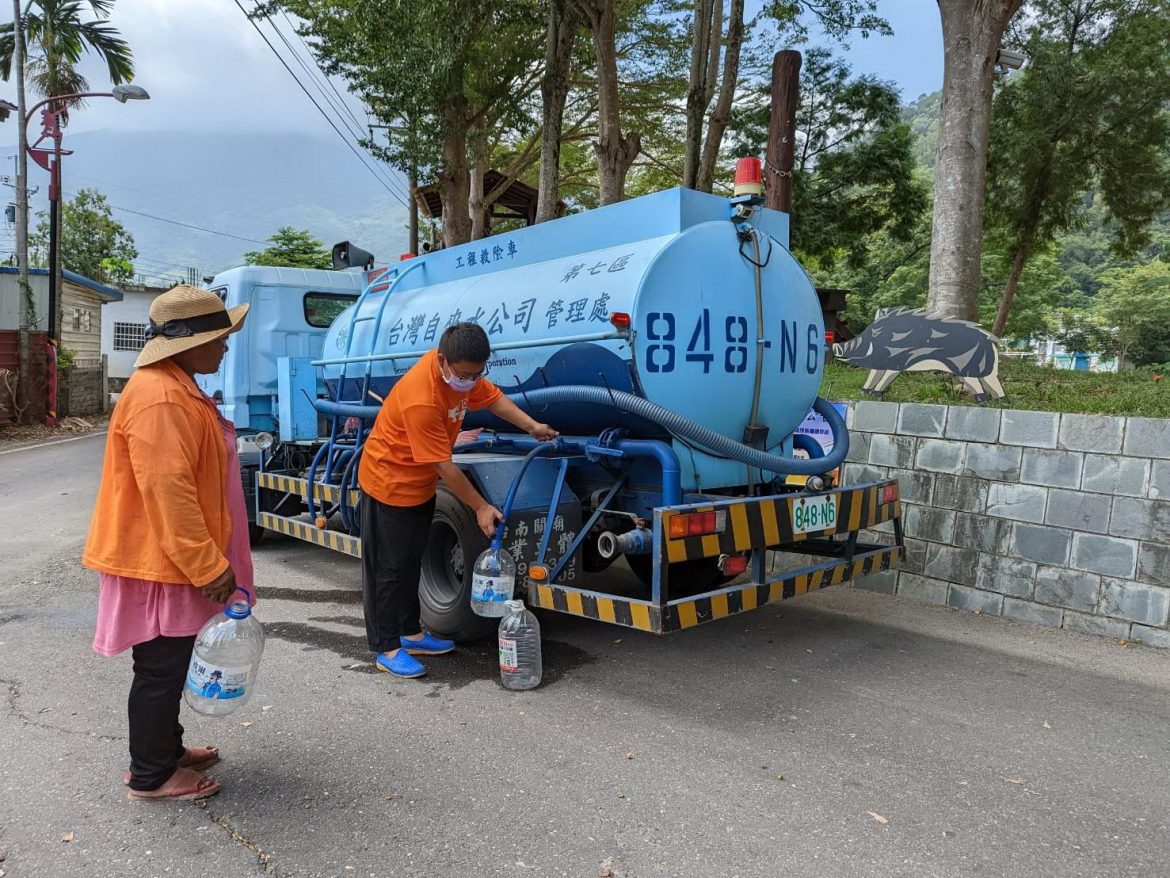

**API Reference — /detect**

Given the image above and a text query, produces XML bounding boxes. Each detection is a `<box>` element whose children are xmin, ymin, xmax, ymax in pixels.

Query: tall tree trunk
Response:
<box><xmin>536</xmin><ymin>0</ymin><xmax>579</xmax><ymax>223</ymax></box>
<box><xmin>440</xmin><ymin>104</ymin><xmax>473</xmax><ymax>247</ymax></box>
<box><xmin>927</xmin><ymin>0</ymin><xmax>1023</xmax><ymax>321</ymax></box>
<box><xmin>696</xmin><ymin>0</ymin><xmax>744</xmax><ymax>193</ymax></box>
<box><xmin>683</xmin><ymin>0</ymin><xmax>717</xmax><ymax>189</ymax></box>
<box><xmin>469</xmin><ymin>146</ymin><xmax>489</xmax><ymax>241</ymax></box>
<box><xmin>992</xmin><ymin>240</ymin><xmax>1030</xmax><ymax>337</ymax></box>
<box><xmin>575</xmin><ymin>0</ymin><xmax>640</xmax><ymax>205</ymax></box>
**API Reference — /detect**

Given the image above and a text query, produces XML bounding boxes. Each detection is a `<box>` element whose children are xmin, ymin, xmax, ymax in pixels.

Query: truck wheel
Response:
<box><xmin>625</xmin><ymin>554</ymin><xmax>722</xmax><ymax>595</ymax></box>
<box><xmin>418</xmin><ymin>487</ymin><xmax>495</xmax><ymax>642</ymax></box>
<box><xmin>248</xmin><ymin>524</ymin><xmax>266</xmax><ymax>546</ymax></box>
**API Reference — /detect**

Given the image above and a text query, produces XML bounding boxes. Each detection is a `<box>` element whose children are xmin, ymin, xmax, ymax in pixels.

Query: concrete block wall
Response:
<box><xmin>60</xmin><ymin>367</ymin><xmax>105</xmax><ymax>417</ymax></box>
<box><xmin>841</xmin><ymin>402</ymin><xmax>1170</xmax><ymax>648</ymax></box>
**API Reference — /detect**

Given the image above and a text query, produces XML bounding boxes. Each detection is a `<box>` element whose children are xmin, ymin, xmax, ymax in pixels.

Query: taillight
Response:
<box><xmin>825</xmin><ymin>330</ymin><xmax>836</xmax><ymax>345</ymax></box>
<box><xmin>717</xmin><ymin>554</ymin><xmax>749</xmax><ymax>576</ymax></box>
<box><xmin>881</xmin><ymin>483</ymin><xmax>899</xmax><ymax>505</ymax></box>
<box><xmin>668</xmin><ymin>509</ymin><xmax>727</xmax><ymax>539</ymax></box>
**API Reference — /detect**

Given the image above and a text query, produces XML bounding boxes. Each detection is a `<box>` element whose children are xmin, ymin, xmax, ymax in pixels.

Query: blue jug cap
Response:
<box><xmin>223</xmin><ymin>585</ymin><xmax>253</xmax><ymax>619</ymax></box>
<box><xmin>224</xmin><ymin>600</ymin><xmax>251</xmax><ymax>619</ymax></box>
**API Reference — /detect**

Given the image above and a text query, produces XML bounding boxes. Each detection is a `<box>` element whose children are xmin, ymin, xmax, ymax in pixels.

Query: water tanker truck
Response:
<box><xmin>199</xmin><ymin>186</ymin><xmax>904</xmax><ymax>639</ymax></box>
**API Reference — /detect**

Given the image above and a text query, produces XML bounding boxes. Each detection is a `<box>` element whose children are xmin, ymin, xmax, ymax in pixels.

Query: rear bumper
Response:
<box><xmin>527</xmin><ymin>479</ymin><xmax>904</xmax><ymax>634</ymax></box>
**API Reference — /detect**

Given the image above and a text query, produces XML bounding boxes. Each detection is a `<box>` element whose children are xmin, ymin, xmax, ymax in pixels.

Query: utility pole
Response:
<box><xmin>12</xmin><ymin>0</ymin><xmax>33</xmax><ymax>423</ymax></box>
<box><xmin>765</xmin><ymin>50</ymin><xmax>801</xmax><ymax>214</ymax></box>
<box><xmin>408</xmin><ymin>167</ymin><xmax>418</xmax><ymax>255</ymax></box>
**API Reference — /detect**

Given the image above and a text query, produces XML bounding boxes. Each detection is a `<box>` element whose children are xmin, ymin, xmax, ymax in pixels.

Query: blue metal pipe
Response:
<box><xmin>603</xmin><ymin>439</ymin><xmax>682</xmax><ymax>506</ymax></box>
<box><xmin>492</xmin><ymin>441</ymin><xmax>561</xmax><ymax>549</ymax></box>
<box><xmin>313</xmin><ymin>399</ymin><xmax>380</xmax><ymax>421</ymax></box>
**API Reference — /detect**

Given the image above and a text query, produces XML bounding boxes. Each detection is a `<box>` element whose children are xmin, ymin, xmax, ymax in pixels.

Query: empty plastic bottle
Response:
<box><xmin>498</xmin><ymin>600</ymin><xmax>542</xmax><ymax>690</ymax></box>
<box><xmin>183</xmin><ymin>588</ymin><xmax>265</xmax><ymax>717</ymax></box>
<box><xmin>471</xmin><ymin>545</ymin><xmax>516</xmax><ymax>618</ymax></box>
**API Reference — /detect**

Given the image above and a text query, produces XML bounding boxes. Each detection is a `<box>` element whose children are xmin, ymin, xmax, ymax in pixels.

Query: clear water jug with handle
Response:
<box><xmin>471</xmin><ymin>545</ymin><xmax>516</xmax><ymax>617</ymax></box>
<box><xmin>498</xmin><ymin>599</ymin><xmax>542</xmax><ymax>690</ymax></box>
<box><xmin>184</xmin><ymin>587</ymin><xmax>265</xmax><ymax>717</ymax></box>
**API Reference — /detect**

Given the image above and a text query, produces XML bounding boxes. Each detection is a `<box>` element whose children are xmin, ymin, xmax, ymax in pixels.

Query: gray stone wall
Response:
<box><xmin>60</xmin><ymin>367</ymin><xmax>105</xmax><ymax>417</ymax></box>
<box><xmin>842</xmin><ymin>402</ymin><xmax>1170</xmax><ymax>648</ymax></box>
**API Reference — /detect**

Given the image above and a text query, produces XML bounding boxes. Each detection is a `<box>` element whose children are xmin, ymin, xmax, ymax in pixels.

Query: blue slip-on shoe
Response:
<box><xmin>400</xmin><ymin>632</ymin><xmax>456</xmax><ymax>656</ymax></box>
<box><xmin>376</xmin><ymin>650</ymin><xmax>426</xmax><ymax>678</ymax></box>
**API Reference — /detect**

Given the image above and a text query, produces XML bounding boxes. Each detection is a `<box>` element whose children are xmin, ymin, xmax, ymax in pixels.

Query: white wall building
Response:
<box><xmin>101</xmin><ymin>284</ymin><xmax>170</xmax><ymax>388</ymax></box>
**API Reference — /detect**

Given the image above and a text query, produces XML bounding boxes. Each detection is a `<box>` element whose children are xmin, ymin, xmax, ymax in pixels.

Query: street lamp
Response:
<box><xmin>24</xmin><ymin>86</ymin><xmax>149</xmax><ymax>425</ymax></box>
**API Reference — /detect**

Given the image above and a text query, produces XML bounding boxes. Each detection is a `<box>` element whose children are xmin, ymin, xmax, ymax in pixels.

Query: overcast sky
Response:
<box><xmin>41</xmin><ymin>0</ymin><xmax>944</xmax><ymax>139</ymax></box>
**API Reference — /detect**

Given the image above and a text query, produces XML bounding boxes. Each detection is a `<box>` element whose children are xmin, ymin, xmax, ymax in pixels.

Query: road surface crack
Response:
<box><xmin>198</xmin><ymin>800</ymin><xmax>288</xmax><ymax>876</ymax></box>
<box><xmin>2</xmin><ymin>678</ymin><xmax>124</xmax><ymax>742</ymax></box>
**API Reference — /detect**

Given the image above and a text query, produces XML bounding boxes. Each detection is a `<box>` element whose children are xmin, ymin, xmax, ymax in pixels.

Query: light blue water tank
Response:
<box><xmin>320</xmin><ymin>187</ymin><xmax>824</xmax><ymax>453</ymax></box>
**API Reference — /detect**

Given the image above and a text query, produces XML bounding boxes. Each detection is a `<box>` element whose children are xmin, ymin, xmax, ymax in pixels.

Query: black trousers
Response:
<box><xmin>361</xmin><ymin>494</ymin><xmax>436</xmax><ymax>652</ymax></box>
<box><xmin>128</xmin><ymin>634</ymin><xmax>196</xmax><ymax>791</ymax></box>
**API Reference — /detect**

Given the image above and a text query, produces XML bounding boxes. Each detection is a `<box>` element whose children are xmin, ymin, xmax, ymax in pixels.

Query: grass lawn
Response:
<box><xmin>821</xmin><ymin>358</ymin><xmax>1170</xmax><ymax>418</ymax></box>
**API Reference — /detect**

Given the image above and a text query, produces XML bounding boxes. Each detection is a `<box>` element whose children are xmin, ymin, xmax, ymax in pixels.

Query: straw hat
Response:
<box><xmin>135</xmin><ymin>285</ymin><xmax>249</xmax><ymax>368</ymax></box>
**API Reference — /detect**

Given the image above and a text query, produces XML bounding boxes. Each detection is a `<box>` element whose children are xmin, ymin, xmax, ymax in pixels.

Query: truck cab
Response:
<box><xmin>197</xmin><ymin>265</ymin><xmax>363</xmax><ymax>432</ymax></box>
<box><xmin>197</xmin><ymin>265</ymin><xmax>363</xmax><ymax>538</ymax></box>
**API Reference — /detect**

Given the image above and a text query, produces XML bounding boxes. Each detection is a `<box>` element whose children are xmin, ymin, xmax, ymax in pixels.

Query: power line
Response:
<box><xmin>265</xmin><ymin>12</ymin><xmax>411</xmax><ymax>204</ymax></box>
<box><xmin>281</xmin><ymin>10</ymin><xmax>367</xmax><ymax>134</ymax></box>
<box><xmin>270</xmin><ymin>12</ymin><xmax>365</xmax><ymax>143</ymax></box>
<box><xmin>265</xmin><ymin>13</ymin><xmax>412</xmax><ymax>205</ymax></box>
<box><xmin>107</xmin><ymin>203</ymin><xmax>269</xmax><ymax>245</ymax></box>
<box><xmin>64</xmin><ymin>171</ymin><xmax>280</xmax><ymax>229</ymax></box>
<box><xmin>57</xmin><ymin>186</ymin><xmax>269</xmax><ymax>244</ymax></box>
<box><xmin>234</xmin><ymin>0</ymin><xmax>410</xmax><ymax>209</ymax></box>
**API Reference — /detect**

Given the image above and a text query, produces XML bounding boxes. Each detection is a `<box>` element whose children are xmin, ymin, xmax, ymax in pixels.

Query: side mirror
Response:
<box><xmin>332</xmin><ymin>241</ymin><xmax>375</xmax><ymax>270</ymax></box>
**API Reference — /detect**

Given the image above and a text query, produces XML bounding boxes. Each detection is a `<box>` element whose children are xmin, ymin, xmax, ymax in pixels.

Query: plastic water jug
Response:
<box><xmin>498</xmin><ymin>600</ymin><xmax>542</xmax><ymax>690</ymax></box>
<box><xmin>471</xmin><ymin>545</ymin><xmax>516</xmax><ymax>617</ymax></box>
<box><xmin>183</xmin><ymin>587</ymin><xmax>265</xmax><ymax>717</ymax></box>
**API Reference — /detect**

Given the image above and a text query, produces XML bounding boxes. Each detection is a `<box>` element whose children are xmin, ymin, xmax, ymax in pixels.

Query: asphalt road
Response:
<box><xmin>1</xmin><ymin>433</ymin><xmax>1168</xmax><ymax>878</ymax></box>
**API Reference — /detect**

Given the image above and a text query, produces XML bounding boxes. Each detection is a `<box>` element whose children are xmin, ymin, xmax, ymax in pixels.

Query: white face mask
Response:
<box><xmin>441</xmin><ymin>360</ymin><xmax>478</xmax><ymax>392</ymax></box>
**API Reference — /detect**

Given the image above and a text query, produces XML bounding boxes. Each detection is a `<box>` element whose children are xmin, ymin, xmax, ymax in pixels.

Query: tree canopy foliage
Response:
<box><xmin>244</xmin><ymin>227</ymin><xmax>333</xmax><ymax>270</ymax></box>
<box><xmin>31</xmin><ymin>188</ymin><xmax>137</xmax><ymax>285</ymax></box>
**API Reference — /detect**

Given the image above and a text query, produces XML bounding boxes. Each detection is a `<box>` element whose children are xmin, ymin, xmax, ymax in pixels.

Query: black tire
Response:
<box><xmin>626</xmin><ymin>554</ymin><xmax>723</xmax><ymax>595</ymax></box>
<box><xmin>581</xmin><ymin>531</ymin><xmax>617</xmax><ymax>574</ymax></box>
<box><xmin>418</xmin><ymin>487</ymin><xmax>495</xmax><ymax>642</ymax></box>
<box><xmin>248</xmin><ymin>523</ymin><xmax>266</xmax><ymax>546</ymax></box>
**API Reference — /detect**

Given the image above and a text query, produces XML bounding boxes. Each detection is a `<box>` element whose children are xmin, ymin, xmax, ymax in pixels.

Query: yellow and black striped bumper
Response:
<box><xmin>661</xmin><ymin>482</ymin><xmax>898</xmax><ymax>563</ymax></box>
<box><xmin>528</xmin><ymin>544</ymin><xmax>903</xmax><ymax>634</ymax></box>
<box><xmin>257</xmin><ymin>511</ymin><xmax>362</xmax><ymax>558</ymax></box>
<box><xmin>257</xmin><ymin>471</ymin><xmax>361</xmax><ymax>507</ymax></box>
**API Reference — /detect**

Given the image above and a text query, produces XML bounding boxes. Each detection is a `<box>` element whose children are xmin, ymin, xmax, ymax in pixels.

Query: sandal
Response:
<box><xmin>127</xmin><ymin>766</ymin><xmax>221</xmax><ymax>801</ymax></box>
<box><xmin>123</xmin><ymin>746</ymin><xmax>219</xmax><ymax>785</ymax></box>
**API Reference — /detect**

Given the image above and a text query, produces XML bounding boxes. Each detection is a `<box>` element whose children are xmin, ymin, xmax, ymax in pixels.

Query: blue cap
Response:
<box><xmin>224</xmin><ymin>599</ymin><xmax>251</xmax><ymax>620</ymax></box>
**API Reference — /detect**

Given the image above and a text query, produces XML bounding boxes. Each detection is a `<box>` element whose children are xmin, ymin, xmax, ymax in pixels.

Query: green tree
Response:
<box><xmin>1090</xmin><ymin>260</ymin><xmax>1170</xmax><ymax>366</ymax></box>
<box><xmin>731</xmin><ymin>47</ymin><xmax>926</xmax><ymax>271</ymax></box>
<box><xmin>269</xmin><ymin>0</ymin><xmax>543</xmax><ymax>246</ymax></box>
<box><xmin>0</xmin><ymin>0</ymin><xmax>134</xmax><ymax>107</ymax></box>
<box><xmin>985</xmin><ymin>0</ymin><xmax>1170</xmax><ymax>336</ymax></box>
<box><xmin>30</xmin><ymin>188</ymin><xmax>136</xmax><ymax>284</ymax></box>
<box><xmin>244</xmin><ymin>227</ymin><xmax>332</xmax><ymax>270</ymax></box>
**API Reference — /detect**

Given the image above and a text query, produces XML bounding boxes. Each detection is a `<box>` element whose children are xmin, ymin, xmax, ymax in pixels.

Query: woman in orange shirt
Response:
<box><xmin>84</xmin><ymin>286</ymin><xmax>252</xmax><ymax>801</ymax></box>
<box><xmin>358</xmin><ymin>322</ymin><xmax>558</xmax><ymax>678</ymax></box>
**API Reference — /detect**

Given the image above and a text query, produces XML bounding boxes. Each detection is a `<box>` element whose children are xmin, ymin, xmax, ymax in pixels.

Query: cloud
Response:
<box><xmin>22</xmin><ymin>0</ymin><xmax>366</xmax><ymax>137</ymax></box>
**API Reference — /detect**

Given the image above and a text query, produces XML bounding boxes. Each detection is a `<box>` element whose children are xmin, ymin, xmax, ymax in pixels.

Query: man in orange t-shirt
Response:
<box><xmin>357</xmin><ymin>322</ymin><xmax>558</xmax><ymax>678</ymax></box>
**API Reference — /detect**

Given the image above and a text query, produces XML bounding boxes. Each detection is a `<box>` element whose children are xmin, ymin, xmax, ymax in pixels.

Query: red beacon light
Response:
<box><xmin>610</xmin><ymin>312</ymin><xmax>632</xmax><ymax>331</ymax></box>
<box><xmin>734</xmin><ymin>157</ymin><xmax>763</xmax><ymax>198</ymax></box>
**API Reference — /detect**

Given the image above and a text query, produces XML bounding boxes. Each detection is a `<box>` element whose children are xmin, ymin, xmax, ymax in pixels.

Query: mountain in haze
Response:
<box><xmin>7</xmin><ymin>129</ymin><xmax>410</xmax><ymax>285</ymax></box>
